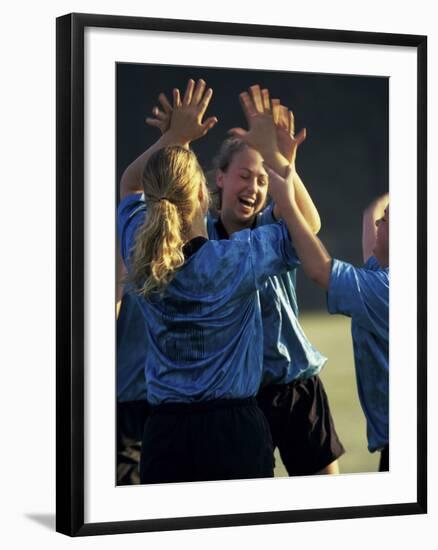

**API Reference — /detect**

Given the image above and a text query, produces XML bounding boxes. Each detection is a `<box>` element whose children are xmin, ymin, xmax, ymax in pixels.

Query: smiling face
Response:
<box><xmin>216</xmin><ymin>145</ymin><xmax>268</xmax><ymax>234</ymax></box>
<box><xmin>374</xmin><ymin>205</ymin><xmax>389</xmax><ymax>267</ymax></box>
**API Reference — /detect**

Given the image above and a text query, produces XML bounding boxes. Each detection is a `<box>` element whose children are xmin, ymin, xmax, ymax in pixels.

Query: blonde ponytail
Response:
<box><xmin>129</xmin><ymin>146</ymin><xmax>206</xmax><ymax>297</ymax></box>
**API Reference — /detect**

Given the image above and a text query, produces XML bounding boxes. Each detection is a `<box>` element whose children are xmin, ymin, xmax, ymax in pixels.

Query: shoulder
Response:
<box><xmin>117</xmin><ymin>194</ymin><xmax>147</xmax><ymax>264</ymax></box>
<box><xmin>118</xmin><ymin>193</ymin><xmax>146</xmax><ymax>223</ymax></box>
<box><xmin>206</xmin><ymin>211</ymin><xmax>219</xmax><ymax>239</ymax></box>
<box><xmin>328</xmin><ymin>258</ymin><xmax>389</xmax><ymax>317</ymax></box>
<box><xmin>364</xmin><ymin>255</ymin><xmax>387</xmax><ymax>272</ymax></box>
<box><xmin>331</xmin><ymin>258</ymin><xmax>389</xmax><ymax>289</ymax></box>
<box><xmin>328</xmin><ymin>259</ymin><xmax>389</xmax><ymax>334</ymax></box>
<box><xmin>254</xmin><ymin>202</ymin><xmax>276</xmax><ymax>227</ymax></box>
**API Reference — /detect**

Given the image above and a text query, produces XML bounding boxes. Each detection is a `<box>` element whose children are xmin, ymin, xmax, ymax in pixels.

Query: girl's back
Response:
<box><xmin>118</xmin><ymin>191</ymin><xmax>299</xmax><ymax>404</ymax></box>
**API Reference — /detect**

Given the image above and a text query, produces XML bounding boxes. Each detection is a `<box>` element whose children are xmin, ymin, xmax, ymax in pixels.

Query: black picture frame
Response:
<box><xmin>56</xmin><ymin>12</ymin><xmax>427</xmax><ymax>537</ymax></box>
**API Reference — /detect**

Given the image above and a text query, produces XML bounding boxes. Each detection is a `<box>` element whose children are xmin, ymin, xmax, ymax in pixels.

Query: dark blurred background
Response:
<box><xmin>117</xmin><ymin>63</ymin><xmax>388</xmax><ymax>310</ymax></box>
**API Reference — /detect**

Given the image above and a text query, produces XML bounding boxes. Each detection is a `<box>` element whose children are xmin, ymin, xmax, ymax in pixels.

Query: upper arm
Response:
<box><xmin>116</xmin><ymin>248</ymin><xmax>127</xmax><ymax>317</ymax></box>
<box><xmin>120</xmin><ymin>164</ymin><xmax>144</xmax><ymax>201</ymax></box>
<box><xmin>117</xmin><ymin>194</ymin><xmax>146</xmax><ymax>266</ymax></box>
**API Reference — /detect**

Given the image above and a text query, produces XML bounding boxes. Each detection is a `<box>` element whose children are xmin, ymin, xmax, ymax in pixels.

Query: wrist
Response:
<box><xmin>159</xmin><ymin>132</ymin><xmax>190</xmax><ymax>148</ymax></box>
<box><xmin>263</xmin><ymin>151</ymin><xmax>290</xmax><ymax>176</ymax></box>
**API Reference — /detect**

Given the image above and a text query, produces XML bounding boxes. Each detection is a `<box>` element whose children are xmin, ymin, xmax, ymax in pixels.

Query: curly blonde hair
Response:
<box><xmin>129</xmin><ymin>146</ymin><xmax>207</xmax><ymax>297</ymax></box>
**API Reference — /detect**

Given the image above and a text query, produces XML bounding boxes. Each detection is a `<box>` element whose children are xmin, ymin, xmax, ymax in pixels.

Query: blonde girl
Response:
<box><xmin>118</xmin><ymin>79</ymin><xmax>302</xmax><ymax>483</ymax></box>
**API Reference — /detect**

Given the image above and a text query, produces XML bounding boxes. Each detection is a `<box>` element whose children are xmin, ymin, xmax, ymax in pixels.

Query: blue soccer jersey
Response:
<box><xmin>327</xmin><ymin>256</ymin><xmax>389</xmax><ymax>452</ymax></box>
<box><xmin>118</xmin><ymin>194</ymin><xmax>300</xmax><ymax>405</ymax></box>
<box><xmin>117</xmin><ymin>292</ymin><xmax>147</xmax><ymax>402</ymax></box>
<box><xmin>207</xmin><ymin>205</ymin><xmax>327</xmax><ymax>386</ymax></box>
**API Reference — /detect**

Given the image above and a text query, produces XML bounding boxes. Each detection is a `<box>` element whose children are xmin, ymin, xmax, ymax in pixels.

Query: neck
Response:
<box><xmin>186</xmin><ymin>209</ymin><xmax>208</xmax><ymax>241</ymax></box>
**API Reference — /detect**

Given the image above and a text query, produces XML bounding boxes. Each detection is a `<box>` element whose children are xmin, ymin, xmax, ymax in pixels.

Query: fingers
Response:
<box><xmin>279</xmin><ymin>105</ymin><xmax>289</xmax><ymax>130</ymax></box>
<box><xmin>264</xmin><ymin>165</ymin><xmax>286</xmax><ymax>184</ymax></box>
<box><xmin>249</xmin><ymin>85</ymin><xmax>264</xmax><ymax>113</ymax></box>
<box><xmin>183</xmin><ymin>79</ymin><xmax>195</xmax><ymax>105</ymax></box>
<box><xmin>294</xmin><ymin>128</ymin><xmax>307</xmax><ymax>146</ymax></box>
<box><xmin>152</xmin><ymin>107</ymin><xmax>167</xmax><ymax>121</ymax></box>
<box><xmin>173</xmin><ymin>88</ymin><xmax>181</xmax><ymax>108</ymax></box>
<box><xmin>182</xmin><ymin>78</ymin><xmax>207</xmax><ymax>106</ymax></box>
<box><xmin>228</xmin><ymin>127</ymin><xmax>248</xmax><ymax>140</ymax></box>
<box><xmin>198</xmin><ymin>87</ymin><xmax>213</xmax><ymax>118</ymax></box>
<box><xmin>192</xmin><ymin>79</ymin><xmax>206</xmax><ymax>105</ymax></box>
<box><xmin>289</xmin><ymin>111</ymin><xmax>295</xmax><ymax>136</ymax></box>
<box><xmin>239</xmin><ymin>92</ymin><xmax>257</xmax><ymax>119</ymax></box>
<box><xmin>145</xmin><ymin>117</ymin><xmax>163</xmax><ymax>128</ymax></box>
<box><xmin>158</xmin><ymin>93</ymin><xmax>173</xmax><ymax>114</ymax></box>
<box><xmin>201</xmin><ymin>116</ymin><xmax>218</xmax><ymax>135</ymax></box>
<box><xmin>271</xmin><ymin>99</ymin><xmax>280</xmax><ymax>124</ymax></box>
<box><xmin>261</xmin><ymin>89</ymin><xmax>271</xmax><ymax>112</ymax></box>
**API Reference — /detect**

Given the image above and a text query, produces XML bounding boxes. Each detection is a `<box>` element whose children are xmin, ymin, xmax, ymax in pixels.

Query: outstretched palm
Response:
<box><xmin>228</xmin><ymin>85</ymin><xmax>279</xmax><ymax>162</ymax></box>
<box><xmin>229</xmin><ymin>84</ymin><xmax>306</xmax><ymax>164</ymax></box>
<box><xmin>146</xmin><ymin>79</ymin><xmax>218</xmax><ymax>144</ymax></box>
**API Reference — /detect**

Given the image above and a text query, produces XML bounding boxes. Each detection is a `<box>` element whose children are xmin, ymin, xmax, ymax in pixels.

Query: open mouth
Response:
<box><xmin>239</xmin><ymin>197</ymin><xmax>256</xmax><ymax>208</ymax></box>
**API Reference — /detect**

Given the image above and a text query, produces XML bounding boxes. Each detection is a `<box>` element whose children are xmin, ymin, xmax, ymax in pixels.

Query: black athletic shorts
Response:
<box><xmin>140</xmin><ymin>397</ymin><xmax>274</xmax><ymax>484</ymax></box>
<box><xmin>257</xmin><ymin>375</ymin><xmax>345</xmax><ymax>476</ymax></box>
<box><xmin>379</xmin><ymin>445</ymin><xmax>389</xmax><ymax>472</ymax></box>
<box><xmin>117</xmin><ymin>400</ymin><xmax>150</xmax><ymax>485</ymax></box>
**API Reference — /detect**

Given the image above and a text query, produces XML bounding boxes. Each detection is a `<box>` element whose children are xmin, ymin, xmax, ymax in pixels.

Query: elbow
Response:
<box><xmin>120</xmin><ymin>169</ymin><xmax>130</xmax><ymax>201</ymax></box>
<box><xmin>120</xmin><ymin>167</ymin><xmax>142</xmax><ymax>201</ymax></box>
<box><xmin>308</xmin><ymin>271</ymin><xmax>326</xmax><ymax>289</ymax></box>
<box><xmin>312</xmin><ymin>217</ymin><xmax>322</xmax><ymax>235</ymax></box>
<box><xmin>307</xmin><ymin>262</ymin><xmax>330</xmax><ymax>290</ymax></box>
<box><xmin>305</xmin><ymin>210</ymin><xmax>321</xmax><ymax>234</ymax></box>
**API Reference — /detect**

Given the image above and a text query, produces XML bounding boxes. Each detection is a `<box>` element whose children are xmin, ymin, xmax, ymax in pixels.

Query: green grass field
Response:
<box><xmin>274</xmin><ymin>310</ymin><xmax>380</xmax><ymax>477</ymax></box>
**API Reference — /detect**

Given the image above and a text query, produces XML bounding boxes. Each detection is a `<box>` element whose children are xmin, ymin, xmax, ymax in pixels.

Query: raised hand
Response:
<box><xmin>273</xmin><ymin>101</ymin><xmax>307</xmax><ymax>164</ymax></box>
<box><xmin>232</xmin><ymin>85</ymin><xmax>306</xmax><ymax>166</ymax></box>
<box><xmin>229</xmin><ymin>84</ymin><xmax>279</xmax><ymax>164</ymax></box>
<box><xmin>146</xmin><ymin>79</ymin><xmax>218</xmax><ymax>145</ymax></box>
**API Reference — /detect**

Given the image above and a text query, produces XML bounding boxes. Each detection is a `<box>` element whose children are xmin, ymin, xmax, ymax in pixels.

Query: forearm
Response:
<box><xmin>120</xmin><ymin>133</ymin><xmax>189</xmax><ymax>200</ymax></box>
<box><xmin>262</xmin><ymin>151</ymin><xmax>290</xmax><ymax>178</ymax></box>
<box><xmin>273</xmin><ymin>166</ymin><xmax>332</xmax><ymax>289</ymax></box>
<box><xmin>273</xmin><ymin>171</ymin><xmax>321</xmax><ymax>233</ymax></box>
<box><xmin>266</xmin><ymin>164</ymin><xmax>331</xmax><ymax>288</ymax></box>
<box><xmin>281</xmin><ymin>197</ymin><xmax>332</xmax><ymax>290</ymax></box>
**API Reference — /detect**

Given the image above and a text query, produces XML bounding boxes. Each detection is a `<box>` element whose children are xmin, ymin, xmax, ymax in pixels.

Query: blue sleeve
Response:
<box><xmin>364</xmin><ymin>255</ymin><xmax>381</xmax><ymax>271</ymax></box>
<box><xmin>327</xmin><ymin>259</ymin><xmax>389</xmax><ymax>340</ymax></box>
<box><xmin>232</xmin><ymin>222</ymin><xmax>300</xmax><ymax>290</ymax></box>
<box><xmin>117</xmin><ymin>193</ymin><xmax>146</xmax><ymax>267</ymax></box>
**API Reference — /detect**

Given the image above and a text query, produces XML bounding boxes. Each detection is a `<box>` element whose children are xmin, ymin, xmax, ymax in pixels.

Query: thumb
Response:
<box><xmin>145</xmin><ymin>117</ymin><xmax>162</xmax><ymax>129</ymax></box>
<box><xmin>265</xmin><ymin>165</ymin><xmax>285</xmax><ymax>184</ymax></box>
<box><xmin>227</xmin><ymin>127</ymin><xmax>247</xmax><ymax>139</ymax></box>
<box><xmin>201</xmin><ymin>116</ymin><xmax>218</xmax><ymax>135</ymax></box>
<box><xmin>295</xmin><ymin>128</ymin><xmax>307</xmax><ymax>146</ymax></box>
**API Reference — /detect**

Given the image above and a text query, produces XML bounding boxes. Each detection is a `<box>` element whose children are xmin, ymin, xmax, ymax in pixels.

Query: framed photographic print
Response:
<box><xmin>56</xmin><ymin>12</ymin><xmax>427</xmax><ymax>537</ymax></box>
